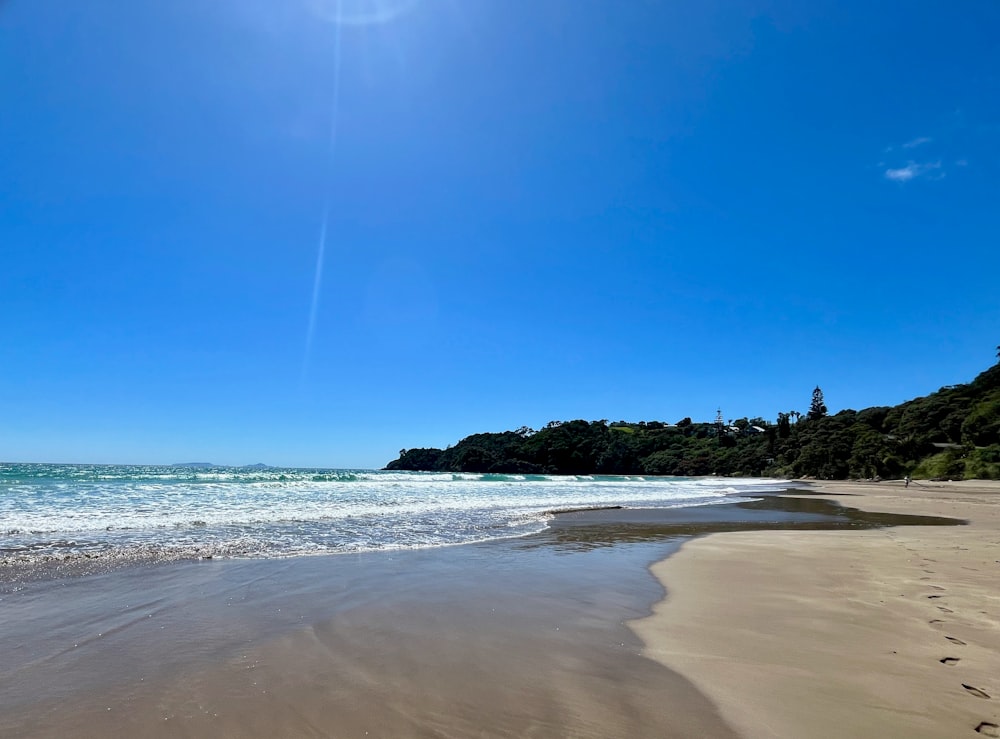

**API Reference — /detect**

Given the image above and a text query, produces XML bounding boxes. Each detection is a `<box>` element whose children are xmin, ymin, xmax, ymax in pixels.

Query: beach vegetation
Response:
<box><xmin>911</xmin><ymin>451</ymin><xmax>967</xmax><ymax>480</ymax></box>
<box><xmin>386</xmin><ymin>355</ymin><xmax>1000</xmax><ymax>480</ymax></box>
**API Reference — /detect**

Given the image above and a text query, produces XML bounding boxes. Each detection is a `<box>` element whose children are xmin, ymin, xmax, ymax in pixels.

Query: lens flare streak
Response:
<box><xmin>302</xmin><ymin>9</ymin><xmax>344</xmax><ymax>382</ymax></box>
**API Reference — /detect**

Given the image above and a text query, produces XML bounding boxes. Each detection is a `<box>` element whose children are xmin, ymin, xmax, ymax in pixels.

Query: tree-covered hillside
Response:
<box><xmin>386</xmin><ymin>356</ymin><xmax>1000</xmax><ymax>480</ymax></box>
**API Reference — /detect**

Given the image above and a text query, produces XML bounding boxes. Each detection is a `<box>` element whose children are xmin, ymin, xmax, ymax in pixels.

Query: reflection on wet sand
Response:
<box><xmin>530</xmin><ymin>492</ymin><xmax>964</xmax><ymax>551</ymax></box>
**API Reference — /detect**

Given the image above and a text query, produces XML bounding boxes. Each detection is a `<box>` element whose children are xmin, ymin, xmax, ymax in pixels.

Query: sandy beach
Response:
<box><xmin>634</xmin><ymin>480</ymin><xmax>1000</xmax><ymax>738</ymax></box>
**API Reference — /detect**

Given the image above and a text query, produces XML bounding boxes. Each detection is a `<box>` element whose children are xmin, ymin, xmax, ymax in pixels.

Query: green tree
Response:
<box><xmin>962</xmin><ymin>391</ymin><xmax>1000</xmax><ymax>446</ymax></box>
<box><xmin>848</xmin><ymin>425</ymin><xmax>889</xmax><ymax>479</ymax></box>
<box><xmin>808</xmin><ymin>386</ymin><xmax>828</xmax><ymax>420</ymax></box>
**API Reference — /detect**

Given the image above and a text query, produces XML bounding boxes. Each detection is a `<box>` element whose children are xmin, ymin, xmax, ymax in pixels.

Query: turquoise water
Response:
<box><xmin>0</xmin><ymin>463</ymin><xmax>788</xmax><ymax>566</ymax></box>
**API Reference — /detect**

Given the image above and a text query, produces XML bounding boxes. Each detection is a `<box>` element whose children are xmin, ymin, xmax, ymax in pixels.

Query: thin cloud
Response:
<box><xmin>902</xmin><ymin>136</ymin><xmax>933</xmax><ymax>149</ymax></box>
<box><xmin>884</xmin><ymin>161</ymin><xmax>942</xmax><ymax>182</ymax></box>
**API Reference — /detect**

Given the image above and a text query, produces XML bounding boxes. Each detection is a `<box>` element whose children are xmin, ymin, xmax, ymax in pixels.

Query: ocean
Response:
<box><xmin>0</xmin><ymin>463</ymin><xmax>788</xmax><ymax>568</ymax></box>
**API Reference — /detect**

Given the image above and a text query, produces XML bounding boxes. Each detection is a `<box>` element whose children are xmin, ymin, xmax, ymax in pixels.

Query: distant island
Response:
<box><xmin>386</xmin><ymin>354</ymin><xmax>1000</xmax><ymax>480</ymax></box>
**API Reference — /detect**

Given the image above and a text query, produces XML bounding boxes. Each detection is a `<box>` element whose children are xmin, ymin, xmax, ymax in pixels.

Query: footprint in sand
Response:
<box><xmin>939</xmin><ymin>657</ymin><xmax>960</xmax><ymax>665</ymax></box>
<box><xmin>975</xmin><ymin>721</ymin><xmax>999</xmax><ymax>736</ymax></box>
<box><xmin>945</xmin><ymin>636</ymin><xmax>967</xmax><ymax>645</ymax></box>
<box><xmin>938</xmin><ymin>607</ymin><xmax>954</xmax><ymax>613</ymax></box>
<box><xmin>963</xmin><ymin>684</ymin><xmax>991</xmax><ymax>699</ymax></box>
<box><xmin>929</xmin><ymin>619</ymin><xmax>944</xmax><ymax>625</ymax></box>
<box><xmin>928</xmin><ymin>585</ymin><xmax>946</xmax><ymax>590</ymax></box>
<box><xmin>928</xmin><ymin>594</ymin><xmax>945</xmax><ymax>599</ymax></box>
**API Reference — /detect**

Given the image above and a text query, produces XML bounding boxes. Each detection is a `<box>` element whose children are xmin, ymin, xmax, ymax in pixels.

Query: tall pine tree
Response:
<box><xmin>808</xmin><ymin>386</ymin><xmax>828</xmax><ymax>420</ymax></box>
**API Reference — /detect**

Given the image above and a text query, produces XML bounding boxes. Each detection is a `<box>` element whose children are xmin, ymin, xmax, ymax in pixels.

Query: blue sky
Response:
<box><xmin>2</xmin><ymin>0</ymin><xmax>998</xmax><ymax>468</ymax></box>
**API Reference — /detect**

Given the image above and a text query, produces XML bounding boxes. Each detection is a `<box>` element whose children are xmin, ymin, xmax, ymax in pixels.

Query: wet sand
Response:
<box><xmin>0</xmin><ymin>531</ymin><xmax>730</xmax><ymax>738</ymax></box>
<box><xmin>0</xmin><ymin>491</ymin><xmax>964</xmax><ymax>738</ymax></box>
<box><xmin>635</xmin><ymin>480</ymin><xmax>1000</xmax><ymax>739</ymax></box>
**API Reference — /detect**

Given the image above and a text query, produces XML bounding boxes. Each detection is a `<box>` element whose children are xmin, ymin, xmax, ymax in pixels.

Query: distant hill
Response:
<box><xmin>386</xmin><ymin>357</ymin><xmax>1000</xmax><ymax>480</ymax></box>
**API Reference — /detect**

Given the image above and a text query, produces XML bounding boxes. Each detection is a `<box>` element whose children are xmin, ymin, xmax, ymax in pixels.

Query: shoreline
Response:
<box><xmin>0</xmin><ymin>482</ymin><xmax>909</xmax><ymax>588</ymax></box>
<box><xmin>0</xmin><ymin>474</ymin><xmax>783</xmax><ymax>581</ymax></box>
<box><xmin>633</xmin><ymin>480</ymin><xmax>1000</xmax><ymax>738</ymax></box>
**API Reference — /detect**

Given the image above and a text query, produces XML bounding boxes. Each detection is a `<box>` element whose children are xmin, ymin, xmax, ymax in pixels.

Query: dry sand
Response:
<box><xmin>633</xmin><ymin>480</ymin><xmax>1000</xmax><ymax>738</ymax></box>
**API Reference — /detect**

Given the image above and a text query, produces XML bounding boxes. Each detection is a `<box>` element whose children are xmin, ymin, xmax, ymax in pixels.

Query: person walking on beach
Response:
<box><xmin>904</xmin><ymin>475</ymin><xmax>911</xmax><ymax>488</ymax></box>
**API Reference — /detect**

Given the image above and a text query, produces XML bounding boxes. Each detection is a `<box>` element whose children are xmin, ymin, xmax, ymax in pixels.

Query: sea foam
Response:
<box><xmin>0</xmin><ymin>464</ymin><xmax>787</xmax><ymax>567</ymax></box>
